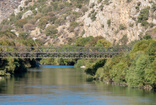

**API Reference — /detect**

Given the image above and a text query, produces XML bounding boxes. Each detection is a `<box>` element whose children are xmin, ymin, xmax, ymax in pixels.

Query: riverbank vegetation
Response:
<box><xmin>75</xmin><ymin>38</ymin><xmax>156</xmax><ymax>90</ymax></box>
<box><xmin>0</xmin><ymin>29</ymin><xmax>155</xmax><ymax>91</ymax></box>
<box><xmin>0</xmin><ymin>31</ymin><xmax>41</xmax><ymax>76</ymax></box>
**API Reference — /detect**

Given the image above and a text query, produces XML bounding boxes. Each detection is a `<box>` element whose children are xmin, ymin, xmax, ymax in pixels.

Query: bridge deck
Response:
<box><xmin>0</xmin><ymin>46</ymin><xmax>131</xmax><ymax>59</ymax></box>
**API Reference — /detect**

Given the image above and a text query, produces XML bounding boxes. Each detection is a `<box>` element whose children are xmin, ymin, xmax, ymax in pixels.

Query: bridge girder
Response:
<box><xmin>0</xmin><ymin>46</ymin><xmax>131</xmax><ymax>59</ymax></box>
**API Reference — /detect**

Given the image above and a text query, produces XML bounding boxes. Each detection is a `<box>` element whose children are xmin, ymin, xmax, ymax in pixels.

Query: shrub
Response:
<box><xmin>104</xmin><ymin>0</ymin><xmax>110</xmax><ymax>5</ymax></box>
<box><xmin>127</xmin><ymin>0</ymin><xmax>132</xmax><ymax>3</ymax></box>
<box><xmin>76</xmin><ymin>36</ymin><xmax>93</xmax><ymax>46</ymax></box>
<box><xmin>107</xmin><ymin>19</ymin><xmax>111</xmax><ymax>27</ymax></box>
<box><xmin>49</xmin><ymin>16</ymin><xmax>57</xmax><ymax>24</ymax></box>
<box><xmin>15</xmin><ymin>19</ymin><xmax>27</xmax><ymax>28</ymax></box>
<box><xmin>88</xmin><ymin>36</ymin><xmax>104</xmax><ymax>46</ymax></box>
<box><xmin>98</xmin><ymin>0</ymin><xmax>102</xmax><ymax>3</ymax></box>
<box><xmin>152</xmin><ymin>3</ymin><xmax>156</xmax><ymax>12</ymax></box>
<box><xmin>119</xmin><ymin>24</ymin><xmax>127</xmax><ymax>30</ymax></box>
<box><xmin>99</xmin><ymin>4</ymin><xmax>104</xmax><ymax>11</ymax></box>
<box><xmin>85</xmin><ymin>59</ymin><xmax>106</xmax><ymax>75</ymax></box>
<box><xmin>23</xmin><ymin>23</ymin><xmax>35</xmax><ymax>32</ymax></box>
<box><xmin>38</xmin><ymin>16</ymin><xmax>50</xmax><ymax>29</ymax></box>
<box><xmin>143</xmin><ymin>34</ymin><xmax>152</xmax><ymax>40</ymax></box>
<box><xmin>45</xmin><ymin>25</ymin><xmax>58</xmax><ymax>36</ymax></box>
<box><xmin>95</xmin><ymin>39</ymin><xmax>112</xmax><ymax>47</ymax></box>
<box><xmin>55</xmin><ymin>18</ymin><xmax>65</xmax><ymax>26</ymax></box>
<box><xmin>16</xmin><ymin>12</ymin><xmax>23</xmax><ymax>20</ymax></box>
<box><xmin>41</xmin><ymin>6</ymin><xmax>52</xmax><ymax>15</ymax></box>
<box><xmin>119</xmin><ymin>35</ymin><xmax>128</xmax><ymax>45</ymax></box>
<box><xmin>19</xmin><ymin>31</ymin><xmax>29</xmax><ymax>39</ymax></box>
<box><xmin>81</xmin><ymin>6</ymin><xmax>88</xmax><ymax>13</ymax></box>
<box><xmin>131</xmin><ymin>40</ymin><xmax>151</xmax><ymax>53</ymax></box>
<box><xmin>69</xmin><ymin>21</ymin><xmax>79</xmax><ymax>32</ymax></box>
<box><xmin>32</xmin><ymin>10</ymin><xmax>37</xmax><ymax>15</ymax></box>
<box><xmin>0</xmin><ymin>25</ymin><xmax>12</xmax><ymax>31</ymax></box>
<box><xmin>74</xmin><ymin>59</ymin><xmax>86</xmax><ymax>68</ymax></box>
<box><xmin>138</xmin><ymin>7</ymin><xmax>150</xmax><ymax>26</ymax></box>
<box><xmin>90</xmin><ymin>12</ymin><xmax>97</xmax><ymax>21</ymax></box>
<box><xmin>141</xmin><ymin>21</ymin><xmax>148</xmax><ymax>26</ymax></box>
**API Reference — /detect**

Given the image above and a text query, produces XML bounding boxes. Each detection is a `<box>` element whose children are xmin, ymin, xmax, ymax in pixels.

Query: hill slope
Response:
<box><xmin>0</xmin><ymin>0</ymin><xmax>156</xmax><ymax>46</ymax></box>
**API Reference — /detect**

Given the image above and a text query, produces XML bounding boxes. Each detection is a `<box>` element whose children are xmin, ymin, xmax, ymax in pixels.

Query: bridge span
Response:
<box><xmin>0</xmin><ymin>46</ymin><xmax>131</xmax><ymax>59</ymax></box>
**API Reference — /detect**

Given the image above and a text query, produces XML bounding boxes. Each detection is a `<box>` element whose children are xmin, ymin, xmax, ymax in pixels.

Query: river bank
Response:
<box><xmin>74</xmin><ymin>39</ymin><xmax>156</xmax><ymax>90</ymax></box>
<box><xmin>0</xmin><ymin>58</ymin><xmax>38</xmax><ymax>76</ymax></box>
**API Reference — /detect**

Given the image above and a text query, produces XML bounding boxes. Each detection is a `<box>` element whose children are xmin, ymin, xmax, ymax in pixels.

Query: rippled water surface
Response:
<box><xmin>0</xmin><ymin>65</ymin><xmax>156</xmax><ymax>105</ymax></box>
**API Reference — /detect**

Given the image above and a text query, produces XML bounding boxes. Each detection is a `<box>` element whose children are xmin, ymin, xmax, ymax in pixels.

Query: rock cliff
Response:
<box><xmin>0</xmin><ymin>0</ymin><xmax>155</xmax><ymax>46</ymax></box>
<box><xmin>79</xmin><ymin>0</ymin><xmax>156</xmax><ymax>44</ymax></box>
<box><xmin>0</xmin><ymin>0</ymin><xmax>21</xmax><ymax>22</ymax></box>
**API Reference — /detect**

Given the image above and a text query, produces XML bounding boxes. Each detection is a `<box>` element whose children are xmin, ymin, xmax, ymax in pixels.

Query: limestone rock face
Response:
<box><xmin>0</xmin><ymin>0</ymin><xmax>21</xmax><ymax>22</ymax></box>
<box><xmin>0</xmin><ymin>0</ymin><xmax>156</xmax><ymax>46</ymax></box>
<box><xmin>22</xmin><ymin>10</ymin><xmax>33</xmax><ymax>19</ymax></box>
<box><xmin>14</xmin><ymin>0</ymin><xmax>32</xmax><ymax>15</ymax></box>
<box><xmin>78</xmin><ymin>0</ymin><xmax>156</xmax><ymax>44</ymax></box>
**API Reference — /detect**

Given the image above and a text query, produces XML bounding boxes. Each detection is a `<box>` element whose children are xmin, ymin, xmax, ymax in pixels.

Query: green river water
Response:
<box><xmin>0</xmin><ymin>65</ymin><xmax>156</xmax><ymax>105</ymax></box>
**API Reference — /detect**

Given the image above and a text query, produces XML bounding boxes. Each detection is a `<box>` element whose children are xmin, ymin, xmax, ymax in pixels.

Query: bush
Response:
<box><xmin>40</xmin><ymin>6</ymin><xmax>52</xmax><ymax>15</ymax></box>
<box><xmin>90</xmin><ymin>12</ymin><xmax>97</xmax><ymax>21</ymax></box>
<box><xmin>119</xmin><ymin>24</ymin><xmax>127</xmax><ymax>30</ymax></box>
<box><xmin>15</xmin><ymin>19</ymin><xmax>27</xmax><ymax>28</ymax></box>
<box><xmin>95</xmin><ymin>39</ymin><xmax>112</xmax><ymax>47</ymax></box>
<box><xmin>104</xmin><ymin>0</ymin><xmax>110</xmax><ymax>5</ymax></box>
<box><xmin>119</xmin><ymin>35</ymin><xmax>128</xmax><ymax>45</ymax></box>
<box><xmin>99</xmin><ymin>4</ymin><xmax>104</xmax><ymax>11</ymax></box>
<box><xmin>85</xmin><ymin>59</ymin><xmax>106</xmax><ymax>75</ymax></box>
<box><xmin>69</xmin><ymin>21</ymin><xmax>79</xmax><ymax>32</ymax></box>
<box><xmin>24</xmin><ymin>23</ymin><xmax>35</xmax><ymax>32</ymax></box>
<box><xmin>81</xmin><ymin>6</ymin><xmax>88</xmax><ymax>13</ymax></box>
<box><xmin>45</xmin><ymin>25</ymin><xmax>58</xmax><ymax>36</ymax></box>
<box><xmin>143</xmin><ymin>34</ymin><xmax>152</xmax><ymax>40</ymax></box>
<box><xmin>107</xmin><ymin>19</ymin><xmax>111</xmax><ymax>27</ymax></box>
<box><xmin>74</xmin><ymin>59</ymin><xmax>86</xmax><ymax>68</ymax></box>
<box><xmin>38</xmin><ymin>16</ymin><xmax>49</xmax><ymax>29</ymax></box>
<box><xmin>76</xmin><ymin>36</ymin><xmax>93</xmax><ymax>46</ymax></box>
<box><xmin>127</xmin><ymin>0</ymin><xmax>132</xmax><ymax>3</ymax></box>
<box><xmin>138</xmin><ymin>7</ymin><xmax>150</xmax><ymax>26</ymax></box>
<box><xmin>98</xmin><ymin>0</ymin><xmax>102</xmax><ymax>3</ymax></box>
<box><xmin>152</xmin><ymin>3</ymin><xmax>156</xmax><ymax>12</ymax></box>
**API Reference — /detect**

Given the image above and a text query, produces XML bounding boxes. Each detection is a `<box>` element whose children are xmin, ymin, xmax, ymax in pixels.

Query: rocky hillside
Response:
<box><xmin>0</xmin><ymin>0</ymin><xmax>156</xmax><ymax>46</ymax></box>
<box><xmin>82</xmin><ymin>0</ymin><xmax>156</xmax><ymax>44</ymax></box>
<box><xmin>0</xmin><ymin>0</ymin><xmax>21</xmax><ymax>22</ymax></box>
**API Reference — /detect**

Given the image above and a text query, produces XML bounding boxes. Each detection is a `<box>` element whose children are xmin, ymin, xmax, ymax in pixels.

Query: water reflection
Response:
<box><xmin>0</xmin><ymin>66</ymin><xmax>156</xmax><ymax>105</ymax></box>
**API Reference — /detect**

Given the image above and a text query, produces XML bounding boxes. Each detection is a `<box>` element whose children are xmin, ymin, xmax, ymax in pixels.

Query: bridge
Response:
<box><xmin>0</xmin><ymin>46</ymin><xmax>131</xmax><ymax>59</ymax></box>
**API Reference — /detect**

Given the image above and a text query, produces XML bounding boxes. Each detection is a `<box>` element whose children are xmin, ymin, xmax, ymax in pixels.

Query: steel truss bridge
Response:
<box><xmin>0</xmin><ymin>46</ymin><xmax>131</xmax><ymax>59</ymax></box>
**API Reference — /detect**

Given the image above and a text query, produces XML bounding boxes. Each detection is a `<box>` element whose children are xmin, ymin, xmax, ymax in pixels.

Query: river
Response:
<box><xmin>0</xmin><ymin>65</ymin><xmax>156</xmax><ymax>105</ymax></box>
